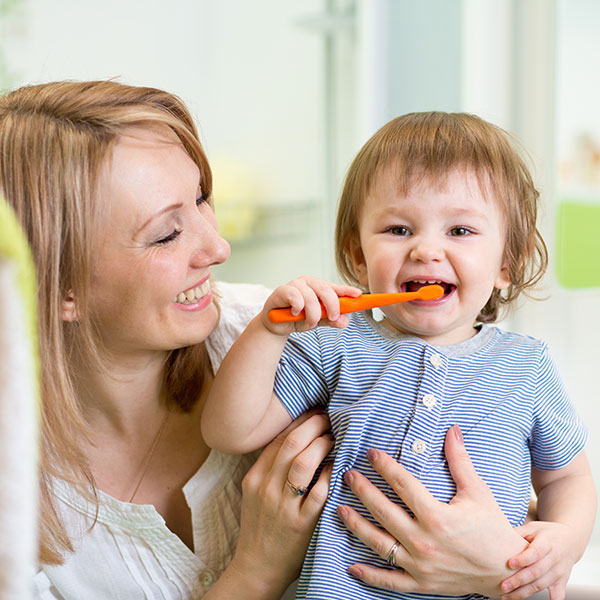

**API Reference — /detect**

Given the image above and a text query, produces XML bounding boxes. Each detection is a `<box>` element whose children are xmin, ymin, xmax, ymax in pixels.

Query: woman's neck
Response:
<box><xmin>76</xmin><ymin>349</ymin><xmax>170</xmax><ymax>437</ymax></box>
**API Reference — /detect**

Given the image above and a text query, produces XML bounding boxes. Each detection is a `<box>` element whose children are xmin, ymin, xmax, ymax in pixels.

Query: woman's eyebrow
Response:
<box><xmin>137</xmin><ymin>202</ymin><xmax>184</xmax><ymax>233</ymax></box>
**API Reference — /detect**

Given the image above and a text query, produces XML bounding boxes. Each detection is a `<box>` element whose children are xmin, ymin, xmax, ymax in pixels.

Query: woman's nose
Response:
<box><xmin>409</xmin><ymin>238</ymin><xmax>444</xmax><ymax>263</ymax></box>
<box><xmin>190</xmin><ymin>215</ymin><xmax>231</xmax><ymax>268</ymax></box>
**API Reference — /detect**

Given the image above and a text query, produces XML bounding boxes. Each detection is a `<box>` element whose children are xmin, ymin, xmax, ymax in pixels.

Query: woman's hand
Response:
<box><xmin>208</xmin><ymin>410</ymin><xmax>333</xmax><ymax>599</ymax></box>
<box><xmin>337</xmin><ymin>425</ymin><xmax>529</xmax><ymax>597</ymax></box>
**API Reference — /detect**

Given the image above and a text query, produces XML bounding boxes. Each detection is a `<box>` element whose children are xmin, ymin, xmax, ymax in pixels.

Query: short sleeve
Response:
<box><xmin>530</xmin><ymin>344</ymin><xmax>587</xmax><ymax>470</ymax></box>
<box><xmin>274</xmin><ymin>330</ymin><xmax>329</xmax><ymax>419</ymax></box>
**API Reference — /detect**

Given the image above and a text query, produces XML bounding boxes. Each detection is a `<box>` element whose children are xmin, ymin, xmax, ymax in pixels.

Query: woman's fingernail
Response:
<box><xmin>343</xmin><ymin>470</ymin><xmax>355</xmax><ymax>484</ymax></box>
<box><xmin>366</xmin><ymin>448</ymin><xmax>379</xmax><ymax>463</ymax></box>
<box><xmin>347</xmin><ymin>565</ymin><xmax>363</xmax><ymax>580</ymax></box>
<box><xmin>337</xmin><ymin>505</ymin><xmax>348</xmax><ymax>519</ymax></box>
<box><xmin>453</xmin><ymin>424</ymin><xmax>463</xmax><ymax>444</ymax></box>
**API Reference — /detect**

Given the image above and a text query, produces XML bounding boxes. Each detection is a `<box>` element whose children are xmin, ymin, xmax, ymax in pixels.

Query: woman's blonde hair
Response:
<box><xmin>335</xmin><ymin>111</ymin><xmax>548</xmax><ymax>322</ymax></box>
<box><xmin>0</xmin><ymin>80</ymin><xmax>215</xmax><ymax>564</ymax></box>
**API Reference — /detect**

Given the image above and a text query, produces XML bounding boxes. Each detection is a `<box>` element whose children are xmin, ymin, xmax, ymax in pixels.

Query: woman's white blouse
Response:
<box><xmin>34</xmin><ymin>282</ymin><xmax>271</xmax><ymax>599</ymax></box>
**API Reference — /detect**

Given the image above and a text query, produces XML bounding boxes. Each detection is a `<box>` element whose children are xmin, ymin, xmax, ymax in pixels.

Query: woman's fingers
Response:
<box><xmin>365</xmin><ymin>448</ymin><xmax>439</xmax><ymax>521</ymax></box>
<box><xmin>301</xmin><ymin>461</ymin><xmax>333</xmax><ymax>519</ymax></box>
<box><xmin>268</xmin><ymin>412</ymin><xmax>332</xmax><ymax>481</ymax></box>
<box><xmin>444</xmin><ymin>425</ymin><xmax>490</xmax><ymax>498</ymax></box>
<box><xmin>342</xmin><ymin>467</ymin><xmax>417</xmax><ymax>545</ymax></box>
<box><xmin>285</xmin><ymin>432</ymin><xmax>334</xmax><ymax>491</ymax></box>
<box><xmin>346</xmin><ymin>563</ymin><xmax>420</xmax><ymax>594</ymax></box>
<box><xmin>336</xmin><ymin>504</ymin><xmax>411</xmax><ymax>568</ymax></box>
<box><xmin>245</xmin><ymin>410</ymin><xmax>327</xmax><ymax>487</ymax></box>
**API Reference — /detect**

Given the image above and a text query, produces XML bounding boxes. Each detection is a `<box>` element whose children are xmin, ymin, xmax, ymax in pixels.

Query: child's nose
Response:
<box><xmin>409</xmin><ymin>238</ymin><xmax>445</xmax><ymax>263</ymax></box>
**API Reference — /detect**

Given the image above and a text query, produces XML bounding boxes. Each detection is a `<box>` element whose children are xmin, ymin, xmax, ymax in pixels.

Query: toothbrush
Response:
<box><xmin>268</xmin><ymin>284</ymin><xmax>444</xmax><ymax>323</ymax></box>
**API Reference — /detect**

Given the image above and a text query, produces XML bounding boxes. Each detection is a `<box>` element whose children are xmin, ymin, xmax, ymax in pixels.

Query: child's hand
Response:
<box><xmin>261</xmin><ymin>275</ymin><xmax>362</xmax><ymax>334</ymax></box>
<box><xmin>499</xmin><ymin>521</ymin><xmax>579</xmax><ymax>600</ymax></box>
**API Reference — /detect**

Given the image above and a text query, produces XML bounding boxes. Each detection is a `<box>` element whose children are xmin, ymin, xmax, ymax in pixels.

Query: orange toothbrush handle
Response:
<box><xmin>267</xmin><ymin>285</ymin><xmax>444</xmax><ymax>323</ymax></box>
<box><xmin>268</xmin><ymin>303</ymin><xmax>327</xmax><ymax>323</ymax></box>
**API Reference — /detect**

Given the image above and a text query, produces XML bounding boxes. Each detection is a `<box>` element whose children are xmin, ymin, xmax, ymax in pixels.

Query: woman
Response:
<box><xmin>0</xmin><ymin>80</ymin><xmax>531</xmax><ymax>599</ymax></box>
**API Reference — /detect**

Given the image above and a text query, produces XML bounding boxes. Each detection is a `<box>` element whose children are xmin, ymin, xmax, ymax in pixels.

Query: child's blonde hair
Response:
<box><xmin>0</xmin><ymin>80</ymin><xmax>215</xmax><ymax>564</ymax></box>
<box><xmin>335</xmin><ymin>111</ymin><xmax>548</xmax><ymax>322</ymax></box>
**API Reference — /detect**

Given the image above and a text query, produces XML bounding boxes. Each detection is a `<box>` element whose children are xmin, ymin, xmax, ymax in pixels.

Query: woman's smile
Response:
<box><xmin>172</xmin><ymin>279</ymin><xmax>213</xmax><ymax>311</ymax></box>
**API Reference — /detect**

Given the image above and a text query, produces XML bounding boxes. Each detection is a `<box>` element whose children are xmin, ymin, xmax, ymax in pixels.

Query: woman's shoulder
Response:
<box><xmin>206</xmin><ymin>281</ymin><xmax>271</xmax><ymax>372</ymax></box>
<box><xmin>213</xmin><ymin>281</ymin><xmax>271</xmax><ymax>315</ymax></box>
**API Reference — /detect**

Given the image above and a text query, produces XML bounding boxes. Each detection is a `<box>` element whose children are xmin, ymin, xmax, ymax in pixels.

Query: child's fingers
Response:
<box><xmin>506</xmin><ymin>537</ymin><xmax>551</xmax><ymax>570</ymax></box>
<box><xmin>548</xmin><ymin>580</ymin><xmax>568</xmax><ymax>600</ymax></box>
<box><xmin>265</xmin><ymin>284</ymin><xmax>306</xmax><ymax>316</ymax></box>
<box><xmin>500</xmin><ymin>555</ymin><xmax>553</xmax><ymax>598</ymax></box>
<box><xmin>500</xmin><ymin>569</ymin><xmax>563</xmax><ymax>600</ymax></box>
<box><xmin>331</xmin><ymin>283</ymin><xmax>363</xmax><ymax>298</ymax></box>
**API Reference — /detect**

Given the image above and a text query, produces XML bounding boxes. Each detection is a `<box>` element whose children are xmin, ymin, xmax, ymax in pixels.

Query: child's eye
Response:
<box><xmin>196</xmin><ymin>192</ymin><xmax>209</xmax><ymax>207</ymax></box>
<box><xmin>450</xmin><ymin>226</ymin><xmax>473</xmax><ymax>237</ymax></box>
<box><xmin>154</xmin><ymin>229</ymin><xmax>182</xmax><ymax>245</ymax></box>
<box><xmin>388</xmin><ymin>226</ymin><xmax>410</xmax><ymax>236</ymax></box>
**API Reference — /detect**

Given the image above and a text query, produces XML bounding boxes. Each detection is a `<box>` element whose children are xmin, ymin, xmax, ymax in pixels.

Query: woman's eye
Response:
<box><xmin>389</xmin><ymin>226</ymin><xmax>410</xmax><ymax>236</ymax></box>
<box><xmin>154</xmin><ymin>229</ymin><xmax>182</xmax><ymax>245</ymax></box>
<box><xmin>450</xmin><ymin>226</ymin><xmax>472</xmax><ymax>237</ymax></box>
<box><xmin>196</xmin><ymin>192</ymin><xmax>209</xmax><ymax>207</ymax></box>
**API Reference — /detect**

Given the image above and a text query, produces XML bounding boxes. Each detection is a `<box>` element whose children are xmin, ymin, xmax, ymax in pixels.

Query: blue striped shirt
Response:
<box><xmin>273</xmin><ymin>312</ymin><xmax>587</xmax><ymax>600</ymax></box>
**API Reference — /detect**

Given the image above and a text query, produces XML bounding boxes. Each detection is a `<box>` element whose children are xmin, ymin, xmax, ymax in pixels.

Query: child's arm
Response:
<box><xmin>499</xmin><ymin>450</ymin><xmax>597</xmax><ymax>600</ymax></box>
<box><xmin>201</xmin><ymin>276</ymin><xmax>361</xmax><ymax>454</ymax></box>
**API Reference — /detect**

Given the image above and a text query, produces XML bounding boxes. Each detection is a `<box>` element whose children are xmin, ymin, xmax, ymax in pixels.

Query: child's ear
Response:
<box><xmin>494</xmin><ymin>260</ymin><xmax>511</xmax><ymax>290</ymax></box>
<box><xmin>62</xmin><ymin>291</ymin><xmax>79</xmax><ymax>322</ymax></box>
<box><xmin>347</xmin><ymin>236</ymin><xmax>369</xmax><ymax>286</ymax></box>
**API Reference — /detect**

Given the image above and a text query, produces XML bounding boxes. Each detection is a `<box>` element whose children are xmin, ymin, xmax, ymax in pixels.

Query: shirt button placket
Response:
<box><xmin>421</xmin><ymin>393</ymin><xmax>437</xmax><ymax>409</ymax></box>
<box><xmin>403</xmin><ymin>346</ymin><xmax>448</xmax><ymax>471</ymax></box>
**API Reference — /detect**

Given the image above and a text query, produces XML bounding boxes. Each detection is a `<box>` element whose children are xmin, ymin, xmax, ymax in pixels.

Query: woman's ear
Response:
<box><xmin>62</xmin><ymin>291</ymin><xmax>79</xmax><ymax>322</ymax></box>
<box><xmin>347</xmin><ymin>237</ymin><xmax>369</xmax><ymax>286</ymax></box>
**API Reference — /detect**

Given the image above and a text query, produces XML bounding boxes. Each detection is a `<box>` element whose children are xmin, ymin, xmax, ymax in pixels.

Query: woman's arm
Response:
<box><xmin>499</xmin><ymin>451</ymin><xmax>597</xmax><ymax>600</ymax></box>
<box><xmin>205</xmin><ymin>410</ymin><xmax>333</xmax><ymax>599</ymax></box>
<box><xmin>337</xmin><ymin>424</ymin><xmax>529</xmax><ymax>597</ymax></box>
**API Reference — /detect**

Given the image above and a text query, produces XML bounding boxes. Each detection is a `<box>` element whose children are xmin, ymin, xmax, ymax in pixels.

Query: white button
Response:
<box><xmin>429</xmin><ymin>353</ymin><xmax>443</xmax><ymax>368</ymax></box>
<box><xmin>199</xmin><ymin>570</ymin><xmax>214</xmax><ymax>587</ymax></box>
<box><xmin>412</xmin><ymin>439</ymin><xmax>427</xmax><ymax>454</ymax></box>
<box><xmin>421</xmin><ymin>393</ymin><xmax>437</xmax><ymax>408</ymax></box>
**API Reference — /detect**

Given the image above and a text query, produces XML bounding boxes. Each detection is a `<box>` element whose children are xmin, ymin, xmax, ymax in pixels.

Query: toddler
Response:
<box><xmin>202</xmin><ymin>112</ymin><xmax>596</xmax><ymax>600</ymax></box>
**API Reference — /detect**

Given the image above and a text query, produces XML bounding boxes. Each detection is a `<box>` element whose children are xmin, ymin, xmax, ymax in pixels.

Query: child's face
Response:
<box><xmin>349</xmin><ymin>167</ymin><xmax>510</xmax><ymax>345</ymax></box>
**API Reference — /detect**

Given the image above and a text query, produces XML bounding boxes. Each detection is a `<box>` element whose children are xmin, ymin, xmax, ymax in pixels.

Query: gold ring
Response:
<box><xmin>385</xmin><ymin>540</ymin><xmax>399</xmax><ymax>567</ymax></box>
<box><xmin>286</xmin><ymin>479</ymin><xmax>308</xmax><ymax>496</ymax></box>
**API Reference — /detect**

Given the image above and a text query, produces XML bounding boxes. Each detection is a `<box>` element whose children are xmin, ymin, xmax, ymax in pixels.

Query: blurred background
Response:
<box><xmin>1</xmin><ymin>0</ymin><xmax>599</xmax><ymax>586</ymax></box>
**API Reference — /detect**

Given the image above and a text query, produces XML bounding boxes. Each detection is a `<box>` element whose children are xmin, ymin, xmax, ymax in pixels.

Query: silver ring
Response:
<box><xmin>385</xmin><ymin>540</ymin><xmax>399</xmax><ymax>567</ymax></box>
<box><xmin>286</xmin><ymin>479</ymin><xmax>308</xmax><ymax>496</ymax></box>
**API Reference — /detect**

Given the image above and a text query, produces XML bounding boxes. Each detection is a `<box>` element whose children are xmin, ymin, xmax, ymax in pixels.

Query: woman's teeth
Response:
<box><xmin>173</xmin><ymin>280</ymin><xmax>211</xmax><ymax>304</ymax></box>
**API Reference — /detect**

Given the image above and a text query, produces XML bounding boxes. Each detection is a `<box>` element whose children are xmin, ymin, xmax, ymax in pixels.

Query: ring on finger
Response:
<box><xmin>286</xmin><ymin>479</ymin><xmax>308</xmax><ymax>496</ymax></box>
<box><xmin>385</xmin><ymin>540</ymin><xmax>400</xmax><ymax>567</ymax></box>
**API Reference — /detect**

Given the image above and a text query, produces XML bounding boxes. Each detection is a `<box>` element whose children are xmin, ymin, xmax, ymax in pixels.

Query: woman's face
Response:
<box><xmin>89</xmin><ymin>125</ymin><xmax>230</xmax><ymax>358</ymax></box>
